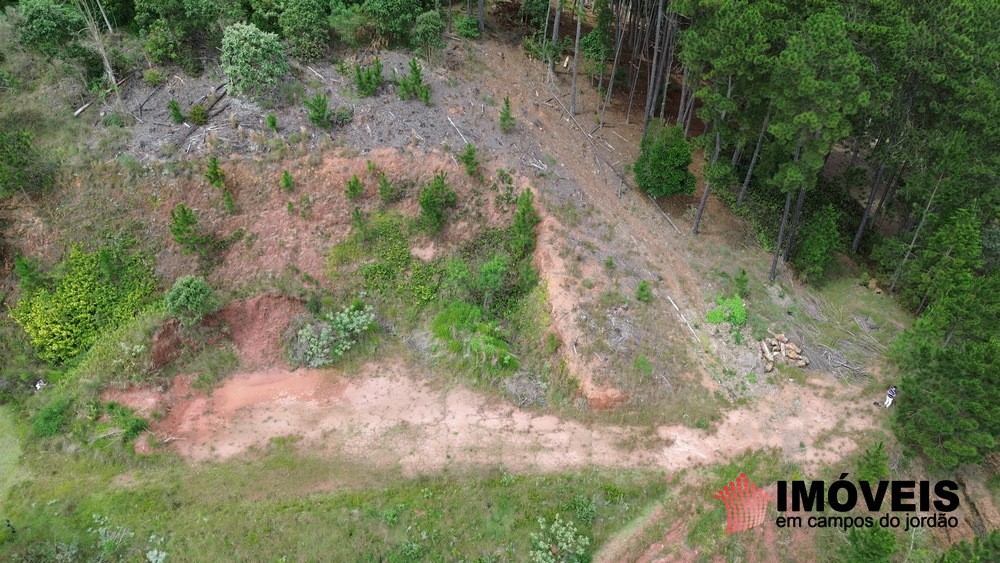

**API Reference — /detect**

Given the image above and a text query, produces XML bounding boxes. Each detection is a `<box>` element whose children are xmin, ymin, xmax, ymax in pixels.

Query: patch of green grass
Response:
<box><xmin>184</xmin><ymin>346</ymin><xmax>240</xmax><ymax>390</ymax></box>
<box><xmin>0</xmin><ymin>407</ymin><xmax>29</xmax><ymax>500</ymax></box>
<box><xmin>0</xmin><ymin>445</ymin><xmax>668</xmax><ymax>561</ymax></box>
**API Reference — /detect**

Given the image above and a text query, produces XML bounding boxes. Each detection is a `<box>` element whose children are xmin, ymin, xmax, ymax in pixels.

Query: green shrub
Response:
<box><xmin>266</xmin><ymin>113</ymin><xmax>278</xmax><ymax>132</ymax></box>
<box><xmin>431</xmin><ymin>301</ymin><xmax>517</xmax><ymax>375</ymax></box>
<box><xmin>838</xmin><ymin>524</ymin><xmax>896</xmax><ymax>563</ymax></box>
<box><xmin>31</xmin><ymin>394</ymin><xmax>73</xmax><ymax>437</ymax></box>
<box><xmin>0</xmin><ymin>129</ymin><xmax>52</xmax><ymax>198</ymax></box>
<box><xmin>528</xmin><ymin>515</ymin><xmax>589</xmax><ymax>563</ymax></box>
<box><xmin>354</xmin><ymin>57</ymin><xmax>384</xmax><ymax>96</ymax></box>
<box><xmin>221</xmin><ymin>23</ymin><xmax>289</xmax><ymax>98</ymax></box>
<box><xmin>280</xmin><ymin>170</ymin><xmax>294</xmax><ymax>191</ymax></box>
<box><xmin>458</xmin><ymin>143</ymin><xmax>482</xmax><ymax>180</ymax></box>
<box><xmin>519</xmin><ymin>0</ymin><xmax>547</xmax><ymax>28</ymax></box>
<box><xmin>288</xmin><ymin>303</ymin><xmax>376</xmax><ymax>367</ymax></box>
<box><xmin>165</xmin><ymin>275</ymin><xmax>218</xmax><ymax>327</ymax></box>
<box><xmin>331</xmin><ymin>104</ymin><xmax>354</xmax><ymax>125</ymax></box>
<box><xmin>418</xmin><ymin>172</ymin><xmax>458</xmax><ymax>233</ymax></box>
<box><xmin>633</xmin><ymin>122</ymin><xmax>695</xmax><ymax>198</ymax></box>
<box><xmin>66</xmin><ymin>305</ymin><xmax>165</xmax><ymax>386</ymax></box>
<box><xmin>635</xmin><ymin>281</ymin><xmax>652</xmax><ymax>303</ymax></box>
<box><xmin>189</xmin><ymin>103</ymin><xmax>208</xmax><ymax>125</ymax></box>
<box><xmin>16</xmin><ymin>0</ymin><xmax>84</xmax><ymax>57</ymax></box>
<box><xmin>499</xmin><ymin>96</ymin><xmax>516</xmax><ymax>133</ymax></box>
<box><xmin>363</xmin><ymin>0</ymin><xmax>421</xmax><ymax>44</ymax></box>
<box><xmin>104</xmin><ymin>402</ymin><xmax>149</xmax><ymax>442</ymax></box>
<box><xmin>397</xmin><ymin>58</ymin><xmax>431</xmax><ymax>105</ymax></box>
<box><xmin>222</xmin><ymin>190</ymin><xmax>236</xmax><ymax>214</ymax></box>
<box><xmin>144</xmin><ymin>19</ymin><xmax>180</xmax><ymax>63</ymax></box>
<box><xmin>205</xmin><ymin>156</ymin><xmax>225</xmax><ymax>187</ymax></box>
<box><xmin>706</xmin><ymin>295</ymin><xmax>746</xmax><ymax>326</ymax></box>
<box><xmin>411</xmin><ymin>10</ymin><xmax>445</xmax><ymax>60</ymax></box>
<box><xmin>345</xmin><ymin>174</ymin><xmax>364</xmax><ymax>200</ymax></box>
<box><xmin>143</xmin><ymin>69</ymin><xmax>166</xmax><ymax>86</ymax></box>
<box><xmin>168</xmin><ymin>99</ymin><xmax>184</xmax><ymax>124</ymax></box>
<box><xmin>795</xmin><ymin>204</ymin><xmax>842</xmax><ymax>282</ymax></box>
<box><xmin>278</xmin><ymin>0</ymin><xmax>329</xmax><ymax>59</ymax></box>
<box><xmin>328</xmin><ymin>0</ymin><xmax>368</xmax><ymax>46</ymax></box>
<box><xmin>11</xmin><ymin>248</ymin><xmax>155</xmax><ymax>363</ymax></box>
<box><xmin>377</xmin><ymin>173</ymin><xmax>404</xmax><ymax>203</ymax></box>
<box><xmin>304</xmin><ymin>93</ymin><xmax>332</xmax><ymax>128</ymax></box>
<box><xmin>454</xmin><ymin>15</ymin><xmax>480</xmax><ymax>39</ymax></box>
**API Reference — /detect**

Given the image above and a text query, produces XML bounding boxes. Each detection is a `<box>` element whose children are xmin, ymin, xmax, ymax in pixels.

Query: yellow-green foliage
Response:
<box><xmin>11</xmin><ymin>248</ymin><xmax>155</xmax><ymax>364</ymax></box>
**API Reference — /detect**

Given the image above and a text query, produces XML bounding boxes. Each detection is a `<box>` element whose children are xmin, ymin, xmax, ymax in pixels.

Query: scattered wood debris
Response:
<box><xmin>760</xmin><ymin>332</ymin><xmax>810</xmax><ymax>372</ymax></box>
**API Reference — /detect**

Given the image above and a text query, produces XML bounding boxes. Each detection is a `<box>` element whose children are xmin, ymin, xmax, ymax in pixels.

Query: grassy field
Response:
<box><xmin>0</xmin><ymin>437</ymin><xmax>668</xmax><ymax>561</ymax></box>
<box><xmin>0</xmin><ymin>407</ymin><xmax>28</xmax><ymax>501</ymax></box>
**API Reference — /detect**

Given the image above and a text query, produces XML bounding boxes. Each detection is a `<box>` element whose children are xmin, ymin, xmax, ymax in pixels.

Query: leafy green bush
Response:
<box><xmin>304</xmin><ymin>93</ymin><xmax>332</xmax><ymax>128</ymax></box>
<box><xmin>455</xmin><ymin>16</ymin><xmax>480</xmax><ymax>39</ymax></box>
<box><xmin>11</xmin><ymin>248</ymin><xmax>155</xmax><ymax>363</ymax></box>
<box><xmin>189</xmin><ymin>103</ymin><xmax>208</xmax><ymax>125</ymax></box>
<box><xmin>705</xmin><ymin>295</ymin><xmax>747</xmax><ymax>326</ymax></box>
<box><xmin>168</xmin><ymin>99</ymin><xmax>185</xmax><ymax>124</ymax></box>
<box><xmin>354</xmin><ymin>57</ymin><xmax>384</xmax><ymax>96</ymax></box>
<box><xmin>397</xmin><ymin>58</ymin><xmax>431</xmax><ymax>104</ymax></box>
<box><xmin>635</xmin><ymin>281</ymin><xmax>652</xmax><ymax>303</ymax></box>
<box><xmin>345</xmin><ymin>174</ymin><xmax>364</xmax><ymax>200</ymax></box>
<box><xmin>278</xmin><ymin>0</ymin><xmax>329</xmax><ymax>59</ymax></box>
<box><xmin>411</xmin><ymin>10</ymin><xmax>445</xmax><ymax>60</ymax></box>
<box><xmin>529</xmin><ymin>515</ymin><xmax>590</xmax><ymax>563</ymax></box>
<box><xmin>418</xmin><ymin>172</ymin><xmax>458</xmax><ymax>233</ymax></box>
<box><xmin>499</xmin><ymin>96</ymin><xmax>516</xmax><ymax>133</ymax></box>
<box><xmin>31</xmin><ymin>394</ymin><xmax>73</xmax><ymax>437</ymax></box>
<box><xmin>165</xmin><ymin>275</ymin><xmax>218</xmax><ymax>327</ymax></box>
<box><xmin>363</xmin><ymin>0</ymin><xmax>421</xmax><ymax>44</ymax></box>
<box><xmin>633</xmin><ymin>123</ymin><xmax>695</xmax><ymax>198</ymax></box>
<box><xmin>66</xmin><ymin>305</ymin><xmax>165</xmax><ymax>386</ymax></box>
<box><xmin>458</xmin><ymin>143</ymin><xmax>482</xmax><ymax>180</ymax></box>
<box><xmin>16</xmin><ymin>0</ymin><xmax>84</xmax><ymax>57</ymax></box>
<box><xmin>519</xmin><ymin>0</ymin><xmax>547</xmax><ymax>27</ymax></box>
<box><xmin>221</xmin><ymin>23</ymin><xmax>289</xmax><ymax>98</ymax></box>
<box><xmin>288</xmin><ymin>303</ymin><xmax>376</xmax><ymax>367</ymax></box>
<box><xmin>0</xmin><ymin>129</ymin><xmax>52</xmax><ymax>198</ymax></box>
<box><xmin>795</xmin><ymin>204</ymin><xmax>842</xmax><ymax>281</ymax></box>
<box><xmin>205</xmin><ymin>156</ymin><xmax>225</xmax><ymax>187</ymax></box>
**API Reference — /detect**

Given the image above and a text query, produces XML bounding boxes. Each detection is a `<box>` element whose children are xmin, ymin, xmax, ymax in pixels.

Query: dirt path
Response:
<box><xmin>112</xmin><ymin>359</ymin><xmax>876</xmax><ymax>475</ymax></box>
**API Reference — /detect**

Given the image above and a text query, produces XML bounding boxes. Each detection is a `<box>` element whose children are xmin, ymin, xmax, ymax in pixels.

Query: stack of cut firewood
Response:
<box><xmin>759</xmin><ymin>332</ymin><xmax>810</xmax><ymax>372</ymax></box>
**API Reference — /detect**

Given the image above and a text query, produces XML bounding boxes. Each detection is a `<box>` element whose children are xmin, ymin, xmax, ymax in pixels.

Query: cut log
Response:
<box><xmin>765</xmin><ymin>362</ymin><xmax>774</xmax><ymax>373</ymax></box>
<box><xmin>786</xmin><ymin>342</ymin><xmax>802</xmax><ymax>354</ymax></box>
<box><xmin>787</xmin><ymin>350</ymin><xmax>800</xmax><ymax>360</ymax></box>
<box><xmin>779</xmin><ymin>341</ymin><xmax>787</xmax><ymax>358</ymax></box>
<box><xmin>760</xmin><ymin>340</ymin><xmax>774</xmax><ymax>362</ymax></box>
<box><xmin>795</xmin><ymin>359</ymin><xmax>808</xmax><ymax>368</ymax></box>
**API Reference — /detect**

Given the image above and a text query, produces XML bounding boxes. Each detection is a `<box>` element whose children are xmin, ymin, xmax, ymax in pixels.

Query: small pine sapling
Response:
<box><xmin>377</xmin><ymin>172</ymin><xmax>404</xmax><ymax>203</ymax></box>
<box><xmin>418</xmin><ymin>172</ymin><xmax>458</xmax><ymax>233</ymax></box>
<box><xmin>170</xmin><ymin>203</ymin><xmax>203</xmax><ymax>253</ymax></box>
<box><xmin>635</xmin><ymin>280</ymin><xmax>652</xmax><ymax>302</ymax></box>
<box><xmin>223</xmin><ymin>190</ymin><xmax>237</xmax><ymax>214</ymax></box>
<box><xmin>168</xmin><ymin>99</ymin><xmax>184</xmax><ymax>124</ymax></box>
<box><xmin>398</xmin><ymin>58</ymin><xmax>431</xmax><ymax>105</ymax></box>
<box><xmin>458</xmin><ymin>143</ymin><xmax>482</xmax><ymax>181</ymax></box>
<box><xmin>280</xmin><ymin>170</ymin><xmax>294</xmax><ymax>192</ymax></box>
<box><xmin>205</xmin><ymin>157</ymin><xmax>225</xmax><ymax>188</ymax></box>
<box><xmin>499</xmin><ymin>96</ymin><xmax>516</xmax><ymax>132</ymax></box>
<box><xmin>266</xmin><ymin>114</ymin><xmax>278</xmax><ymax>132</ymax></box>
<box><xmin>304</xmin><ymin>93</ymin><xmax>332</xmax><ymax>128</ymax></box>
<box><xmin>354</xmin><ymin>58</ymin><xmax>384</xmax><ymax>97</ymax></box>
<box><xmin>345</xmin><ymin>174</ymin><xmax>363</xmax><ymax>200</ymax></box>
